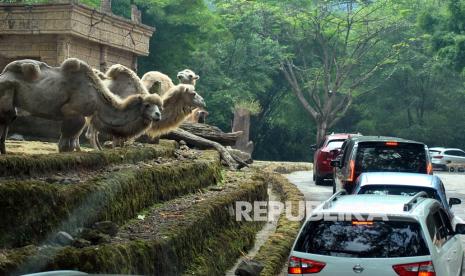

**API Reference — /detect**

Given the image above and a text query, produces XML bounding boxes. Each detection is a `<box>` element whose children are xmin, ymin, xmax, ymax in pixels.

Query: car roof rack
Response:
<box><xmin>323</xmin><ymin>190</ymin><xmax>347</xmax><ymax>209</ymax></box>
<box><xmin>403</xmin><ymin>191</ymin><xmax>428</xmax><ymax>212</ymax></box>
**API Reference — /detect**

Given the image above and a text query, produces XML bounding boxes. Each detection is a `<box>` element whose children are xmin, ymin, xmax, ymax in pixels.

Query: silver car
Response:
<box><xmin>429</xmin><ymin>147</ymin><xmax>465</xmax><ymax>171</ymax></box>
<box><xmin>352</xmin><ymin>172</ymin><xmax>462</xmax><ymax>224</ymax></box>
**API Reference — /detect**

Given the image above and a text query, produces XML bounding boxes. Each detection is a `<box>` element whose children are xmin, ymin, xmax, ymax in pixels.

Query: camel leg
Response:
<box><xmin>0</xmin><ymin>108</ymin><xmax>17</xmax><ymax>155</ymax></box>
<box><xmin>95</xmin><ymin>132</ymin><xmax>103</xmax><ymax>150</ymax></box>
<box><xmin>59</xmin><ymin>117</ymin><xmax>86</xmax><ymax>152</ymax></box>
<box><xmin>0</xmin><ymin>124</ymin><xmax>7</xmax><ymax>154</ymax></box>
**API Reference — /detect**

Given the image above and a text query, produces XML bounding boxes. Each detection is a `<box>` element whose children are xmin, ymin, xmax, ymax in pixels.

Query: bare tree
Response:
<box><xmin>281</xmin><ymin>0</ymin><xmax>402</xmax><ymax>144</ymax></box>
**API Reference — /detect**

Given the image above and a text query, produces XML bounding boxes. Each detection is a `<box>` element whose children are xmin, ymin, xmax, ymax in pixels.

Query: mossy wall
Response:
<box><xmin>0</xmin><ymin>151</ymin><xmax>222</xmax><ymax>248</ymax></box>
<box><xmin>0</xmin><ymin>140</ymin><xmax>176</xmax><ymax>177</ymax></box>
<box><xmin>0</xmin><ymin>175</ymin><xmax>267</xmax><ymax>276</ymax></box>
<box><xmin>253</xmin><ymin>172</ymin><xmax>305</xmax><ymax>276</ymax></box>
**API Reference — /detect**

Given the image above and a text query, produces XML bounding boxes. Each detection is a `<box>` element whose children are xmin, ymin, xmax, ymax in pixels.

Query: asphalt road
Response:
<box><xmin>285</xmin><ymin>170</ymin><xmax>465</xmax><ymax>218</ymax></box>
<box><xmin>284</xmin><ymin>170</ymin><xmax>465</xmax><ymax>275</ymax></box>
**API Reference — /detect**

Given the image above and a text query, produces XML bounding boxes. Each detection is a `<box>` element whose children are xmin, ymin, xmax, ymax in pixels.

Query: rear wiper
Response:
<box><xmin>319</xmin><ymin>249</ymin><xmax>362</xmax><ymax>257</ymax></box>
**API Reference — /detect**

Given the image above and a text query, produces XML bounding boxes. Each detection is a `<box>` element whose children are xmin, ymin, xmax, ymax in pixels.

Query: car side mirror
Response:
<box><xmin>330</xmin><ymin>160</ymin><xmax>341</xmax><ymax>168</ymax></box>
<box><xmin>455</xmin><ymin>223</ymin><xmax>465</xmax><ymax>235</ymax></box>
<box><xmin>449</xmin><ymin>197</ymin><xmax>461</xmax><ymax>207</ymax></box>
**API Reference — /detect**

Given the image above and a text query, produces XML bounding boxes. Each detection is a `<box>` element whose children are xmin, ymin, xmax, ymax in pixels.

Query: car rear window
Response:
<box><xmin>358</xmin><ymin>185</ymin><xmax>441</xmax><ymax>203</ymax></box>
<box><xmin>355</xmin><ymin>142</ymin><xmax>427</xmax><ymax>174</ymax></box>
<box><xmin>294</xmin><ymin>219</ymin><xmax>429</xmax><ymax>258</ymax></box>
<box><xmin>326</xmin><ymin>140</ymin><xmax>345</xmax><ymax>151</ymax></box>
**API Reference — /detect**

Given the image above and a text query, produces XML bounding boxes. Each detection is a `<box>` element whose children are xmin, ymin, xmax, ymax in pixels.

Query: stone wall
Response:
<box><xmin>0</xmin><ymin>2</ymin><xmax>154</xmax><ymax>56</ymax></box>
<box><xmin>0</xmin><ymin>34</ymin><xmax>58</xmax><ymax>68</ymax></box>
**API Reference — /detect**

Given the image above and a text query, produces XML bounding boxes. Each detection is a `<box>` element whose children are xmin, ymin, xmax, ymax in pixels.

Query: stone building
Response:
<box><xmin>0</xmin><ymin>0</ymin><xmax>154</xmax><ymax>72</ymax></box>
<box><xmin>0</xmin><ymin>0</ymin><xmax>155</xmax><ymax>139</ymax></box>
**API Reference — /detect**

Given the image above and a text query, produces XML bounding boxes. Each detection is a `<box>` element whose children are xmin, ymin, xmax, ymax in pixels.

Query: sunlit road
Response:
<box><xmin>284</xmin><ymin>170</ymin><xmax>465</xmax><ymax>275</ymax></box>
<box><xmin>286</xmin><ymin>170</ymin><xmax>465</xmax><ymax>219</ymax></box>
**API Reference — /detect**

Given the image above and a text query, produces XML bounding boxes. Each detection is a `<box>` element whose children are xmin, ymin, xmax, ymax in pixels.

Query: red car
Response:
<box><xmin>312</xmin><ymin>133</ymin><xmax>359</xmax><ymax>185</ymax></box>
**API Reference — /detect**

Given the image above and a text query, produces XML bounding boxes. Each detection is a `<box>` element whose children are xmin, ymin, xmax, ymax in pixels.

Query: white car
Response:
<box><xmin>430</xmin><ymin>147</ymin><xmax>465</xmax><ymax>171</ymax></box>
<box><xmin>288</xmin><ymin>192</ymin><xmax>465</xmax><ymax>275</ymax></box>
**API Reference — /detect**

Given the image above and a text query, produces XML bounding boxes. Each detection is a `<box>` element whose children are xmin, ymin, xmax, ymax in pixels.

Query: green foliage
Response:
<box><xmin>121</xmin><ymin>0</ymin><xmax>465</xmax><ymax>160</ymax></box>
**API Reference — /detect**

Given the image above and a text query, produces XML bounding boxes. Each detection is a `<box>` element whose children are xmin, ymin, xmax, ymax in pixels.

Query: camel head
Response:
<box><xmin>140</xmin><ymin>94</ymin><xmax>163</xmax><ymax>122</ymax></box>
<box><xmin>197</xmin><ymin>109</ymin><xmax>209</xmax><ymax>123</ymax></box>
<box><xmin>180</xmin><ymin>84</ymin><xmax>205</xmax><ymax>109</ymax></box>
<box><xmin>177</xmin><ymin>69</ymin><xmax>199</xmax><ymax>85</ymax></box>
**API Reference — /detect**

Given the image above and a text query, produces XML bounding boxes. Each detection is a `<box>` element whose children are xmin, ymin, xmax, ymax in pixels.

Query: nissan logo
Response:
<box><xmin>353</xmin><ymin>264</ymin><xmax>364</xmax><ymax>273</ymax></box>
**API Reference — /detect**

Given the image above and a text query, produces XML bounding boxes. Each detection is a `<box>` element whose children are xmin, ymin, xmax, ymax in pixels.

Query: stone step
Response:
<box><xmin>0</xmin><ymin>150</ymin><xmax>221</xmax><ymax>248</ymax></box>
<box><xmin>0</xmin><ymin>140</ymin><xmax>176</xmax><ymax>177</ymax></box>
<box><xmin>0</xmin><ymin>171</ymin><xmax>267</xmax><ymax>276</ymax></box>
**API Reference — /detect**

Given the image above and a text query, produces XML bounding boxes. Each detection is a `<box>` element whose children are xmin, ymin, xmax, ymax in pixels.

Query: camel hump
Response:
<box><xmin>21</xmin><ymin>63</ymin><xmax>41</xmax><ymax>81</ymax></box>
<box><xmin>106</xmin><ymin>64</ymin><xmax>137</xmax><ymax>79</ymax></box>
<box><xmin>61</xmin><ymin>58</ymin><xmax>82</xmax><ymax>73</ymax></box>
<box><xmin>1</xmin><ymin>60</ymin><xmax>42</xmax><ymax>81</ymax></box>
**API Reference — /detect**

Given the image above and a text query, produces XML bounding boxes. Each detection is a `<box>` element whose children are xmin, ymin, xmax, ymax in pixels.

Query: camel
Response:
<box><xmin>141</xmin><ymin>69</ymin><xmax>203</xmax><ymax>124</ymax></box>
<box><xmin>146</xmin><ymin>84</ymin><xmax>206</xmax><ymax>138</ymax></box>
<box><xmin>0</xmin><ymin>58</ymin><xmax>162</xmax><ymax>154</ymax></box>
<box><xmin>141</xmin><ymin>69</ymin><xmax>199</xmax><ymax>96</ymax></box>
<box><xmin>86</xmin><ymin>64</ymin><xmax>160</xmax><ymax>149</ymax></box>
<box><xmin>185</xmin><ymin>108</ymin><xmax>209</xmax><ymax>123</ymax></box>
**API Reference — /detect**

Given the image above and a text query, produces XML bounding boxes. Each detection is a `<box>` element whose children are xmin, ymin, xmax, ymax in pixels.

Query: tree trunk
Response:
<box><xmin>316</xmin><ymin>120</ymin><xmax>328</xmax><ymax>146</ymax></box>
<box><xmin>165</xmin><ymin>129</ymin><xmax>249</xmax><ymax>170</ymax></box>
<box><xmin>179</xmin><ymin>122</ymin><xmax>243</xmax><ymax>146</ymax></box>
<box><xmin>232</xmin><ymin>107</ymin><xmax>254</xmax><ymax>154</ymax></box>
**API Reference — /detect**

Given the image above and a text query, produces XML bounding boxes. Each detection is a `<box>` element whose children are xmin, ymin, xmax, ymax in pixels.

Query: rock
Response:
<box><xmin>80</xmin><ymin>228</ymin><xmax>111</xmax><ymax>245</ymax></box>
<box><xmin>103</xmin><ymin>141</ymin><xmax>113</xmax><ymax>148</ymax></box>
<box><xmin>93</xmin><ymin>221</ymin><xmax>118</xmax><ymax>237</ymax></box>
<box><xmin>45</xmin><ymin>176</ymin><xmax>60</xmax><ymax>183</ymax></box>
<box><xmin>55</xmin><ymin>231</ymin><xmax>74</xmax><ymax>246</ymax></box>
<box><xmin>8</xmin><ymin>133</ymin><xmax>25</xmax><ymax>141</ymax></box>
<box><xmin>235</xmin><ymin>259</ymin><xmax>264</xmax><ymax>276</ymax></box>
<box><xmin>73</xmin><ymin>238</ymin><xmax>92</xmax><ymax>248</ymax></box>
<box><xmin>209</xmin><ymin>186</ymin><xmax>224</xmax><ymax>191</ymax></box>
<box><xmin>226</xmin><ymin>147</ymin><xmax>253</xmax><ymax>164</ymax></box>
<box><xmin>179</xmin><ymin>140</ymin><xmax>187</xmax><ymax>146</ymax></box>
<box><xmin>180</xmin><ymin>145</ymin><xmax>190</xmax><ymax>151</ymax></box>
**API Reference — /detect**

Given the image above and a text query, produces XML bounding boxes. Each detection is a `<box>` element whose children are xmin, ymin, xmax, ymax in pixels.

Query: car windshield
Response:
<box><xmin>355</xmin><ymin>142</ymin><xmax>427</xmax><ymax>174</ymax></box>
<box><xmin>326</xmin><ymin>139</ymin><xmax>345</xmax><ymax>151</ymax></box>
<box><xmin>294</xmin><ymin>219</ymin><xmax>429</xmax><ymax>258</ymax></box>
<box><xmin>358</xmin><ymin>185</ymin><xmax>442</xmax><ymax>205</ymax></box>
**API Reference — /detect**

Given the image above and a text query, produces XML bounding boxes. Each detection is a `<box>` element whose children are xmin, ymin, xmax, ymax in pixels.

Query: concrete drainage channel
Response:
<box><xmin>225</xmin><ymin>185</ymin><xmax>281</xmax><ymax>276</ymax></box>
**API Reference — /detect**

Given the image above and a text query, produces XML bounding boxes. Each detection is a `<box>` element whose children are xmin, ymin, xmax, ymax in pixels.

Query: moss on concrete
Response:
<box><xmin>0</xmin><ymin>151</ymin><xmax>222</xmax><ymax>248</ymax></box>
<box><xmin>0</xmin><ymin>140</ymin><xmax>176</xmax><ymax>177</ymax></box>
<box><xmin>253</xmin><ymin>171</ymin><xmax>305</xmax><ymax>276</ymax></box>
<box><xmin>0</xmin><ymin>172</ymin><xmax>267</xmax><ymax>276</ymax></box>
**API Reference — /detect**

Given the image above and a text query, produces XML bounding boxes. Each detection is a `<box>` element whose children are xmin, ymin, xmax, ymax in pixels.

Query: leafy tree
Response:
<box><xmin>280</xmin><ymin>0</ymin><xmax>404</xmax><ymax>145</ymax></box>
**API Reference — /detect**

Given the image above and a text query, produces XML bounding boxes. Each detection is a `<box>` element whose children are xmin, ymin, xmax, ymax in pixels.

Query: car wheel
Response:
<box><xmin>313</xmin><ymin>172</ymin><xmax>316</xmax><ymax>181</ymax></box>
<box><xmin>332</xmin><ymin>180</ymin><xmax>336</xmax><ymax>194</ymax></box>
<box><xmin>315</xmin><ymin>176</ymin><xmax>325</xmax><ymax>186</ymax></box>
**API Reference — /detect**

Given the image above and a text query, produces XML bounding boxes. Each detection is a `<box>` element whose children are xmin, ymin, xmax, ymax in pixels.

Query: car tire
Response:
<box><xmin>332</xmin><ymin>180</ymin><xmax>336</xmax><ymax>194</ymax></box>
<box><xmin>315</xmin><ymin>176</ymin><xmax>325</xmax><ymax>186</ymax></box>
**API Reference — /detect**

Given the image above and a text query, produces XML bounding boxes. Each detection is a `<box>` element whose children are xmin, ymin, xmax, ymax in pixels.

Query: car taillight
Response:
<box><xmin>288</xmin><ymin>256</ymin><xmax>326</xmax><ymax>274</ymax></box>
<box><xmin>433</xmin><ymin>155</ymin><xmax>443</xmax><ymax>159</ymax></box>
<box><xmin>393</xmin><ymin>261</ymin><xmax>435</xmax><ymax>276</ymax></box>
<box><xmin>427</xmin><ymin>163</ymin><xmax>433</xmax><ymax>175</ymax></box>
<box><xmin>347</xmin><ymin>160</ymin><xmax>355</xmax><ymax>181</ymax></box>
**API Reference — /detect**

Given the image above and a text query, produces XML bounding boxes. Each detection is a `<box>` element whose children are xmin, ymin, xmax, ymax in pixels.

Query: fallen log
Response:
<box><xmin>165</xmin><ymin>128</ymin><xmax>249</xmax><ymax>170</ymax></box>
<box><xmin>179</xmin><ymin>122</ymin><xmax>243</xmax><ymax>146</ymax></box>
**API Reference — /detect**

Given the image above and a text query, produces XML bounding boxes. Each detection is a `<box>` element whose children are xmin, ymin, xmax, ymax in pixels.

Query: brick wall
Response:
<box><xmin>0</xmin><ymin>34</ymin><xmax>58</xmax><ymax>66</ymax></box>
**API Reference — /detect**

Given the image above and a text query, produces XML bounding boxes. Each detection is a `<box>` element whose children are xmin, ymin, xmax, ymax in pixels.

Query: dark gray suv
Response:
<box><xmin>330</xmin><ymin>136</ymin><xmax>433</xmax><ymax>194</ymax></box>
